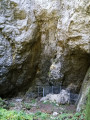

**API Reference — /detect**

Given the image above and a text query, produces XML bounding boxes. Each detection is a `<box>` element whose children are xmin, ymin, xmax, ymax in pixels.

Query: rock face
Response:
<box><xmin>76</xmin><ymin>67</ymin><xmax>90</xmax><ymax>112</ymax></box>
<box><xmin>0</xmin><ymin>0</ymin><xmax>90</xmax><ymax>96</ymax></box>
<box><xmin>40</xmin><ymin>90</ymin><xmax>70</xmax><ymax>104</ymax></box>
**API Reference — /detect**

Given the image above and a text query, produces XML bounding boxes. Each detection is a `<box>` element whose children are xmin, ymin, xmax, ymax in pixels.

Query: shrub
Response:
<box><xmin>0</xmin><ymin>108</ymin><xmax>33</xmax><ymax>120</ymax></box>
<box><xmin>86</xmin><ymin>90</ymin><xmax>90</xmax><ymax>120</ymax></box>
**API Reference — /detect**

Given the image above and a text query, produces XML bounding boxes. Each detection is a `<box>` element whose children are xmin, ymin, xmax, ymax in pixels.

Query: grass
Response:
<box><xmin>0</xmin><ymin>98</ymin><xmax>9</xmax><ymax>109</ymax></box>
<box><xmin>0</xmin><ymin>108</ymin><xmax>49</xmax><ymax>120</ymax></box>
<box><xmin>0</xmin><ymin>97</ymin><xmax>87</xmax><ymax>120</ymax></box>
<box><xmin>34</xmin><ymin>111</ymin><xmax>49</xmax><ymax>120</ymax></box>
<box><xmin>22</xmin><ymin>102</ymin><xmax>32</xmax><ymax>110</ymax></box>
<box><xmin>42</xmin><ymin>100</ymin><xmax>59</xmax><ymax>107</ymax></box>
<box><xmin>31</xmin><ymin>99</ymin><xmax>37</xmax><ymax>104</ymax></box>
<box><xmin>0</xmin><ymin>108</ymin><xmax>33</xmax><ymax>120</ymax></box>
<box><xmin>0</xmin><ymin>107</ymin><xmax>86</xmax><ymax>120</ymax></box>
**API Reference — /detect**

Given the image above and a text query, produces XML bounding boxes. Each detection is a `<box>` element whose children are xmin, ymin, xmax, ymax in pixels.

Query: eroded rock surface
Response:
<box><xmin>0</xmin><ymin>0</ymin><xmax>90</xmax><ymax>96</ymax></box>
<box><xmin>40</xmin><ymin>90</ymin><xmax>70</xmax><ymax>104</ymax></box>
<box><xmin>76</xmin><ymin>67</ymin><xmax>90</xmax><ymax>112</ymax></box>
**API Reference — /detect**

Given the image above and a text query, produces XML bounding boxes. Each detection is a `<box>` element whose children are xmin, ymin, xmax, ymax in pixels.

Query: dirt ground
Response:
<box><xmin>7</xmin><ymin>96</ymin><xmax>76</xmax><ymax>115</ymax></box>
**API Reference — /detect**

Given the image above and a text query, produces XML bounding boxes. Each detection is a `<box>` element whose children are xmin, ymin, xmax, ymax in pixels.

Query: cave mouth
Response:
<box><xmin>0</xmin><ymin>46</ymin><xmax>90</xmax><ymax>99</ymax></box>
<box><xmin>21</xmin><ymin>48</ymin><xmax>90</xmax><ymax>104</ymax></box>
<box><xmin>61</xmin><ymin>47</ymin><xmax>90</xmax><ymax>94</ymax></box>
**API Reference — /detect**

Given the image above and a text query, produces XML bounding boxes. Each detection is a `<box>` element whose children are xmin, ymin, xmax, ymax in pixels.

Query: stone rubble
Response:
<box><xmin>40</xmin><ymin>89</ymin><xmax>70</xmax><ymax>105</ymax></box>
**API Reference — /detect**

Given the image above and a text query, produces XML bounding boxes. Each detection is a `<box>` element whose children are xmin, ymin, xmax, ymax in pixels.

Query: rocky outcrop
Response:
<box><xmin>76</xmin><ymin>67</ymin><xmax>90</xmax><ymax>112</ymax></box>
<box><xmin>0</xmin><ymin>0</ymin><xmax>42</xmax><ymax>95</ymax></box>
<box><xmin>40</xmin><ymin>90</ymin><xmax>70</xmax><ymax>105</ymax></box>
<box><xmin>0</xmin><ymin>0</ymin><xmax>90</xmax><ymax>96</ymax></box>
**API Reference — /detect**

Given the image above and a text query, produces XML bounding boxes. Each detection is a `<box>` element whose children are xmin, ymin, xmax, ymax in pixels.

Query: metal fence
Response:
<box><xmin>37</xmin><ymin>85</ymin><xmax>64</xmax><ymax>97</ymax></box>
<box><xmin>36</xmin><ymin>85</ymin><xmax>79</xmax><ymax>104</ymax></box>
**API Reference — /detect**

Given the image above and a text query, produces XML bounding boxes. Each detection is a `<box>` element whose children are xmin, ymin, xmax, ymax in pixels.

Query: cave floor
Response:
<box><xmin>7</xmin><ymin>96</ymin><xmax>76</xmax><ymax>115</ymax></box>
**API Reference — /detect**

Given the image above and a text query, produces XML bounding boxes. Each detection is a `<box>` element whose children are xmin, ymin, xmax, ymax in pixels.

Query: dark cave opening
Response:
<box><xmin>61</xmin><ymin>47</ymin><xmax>90</xmax><ymax>94</ymax></box>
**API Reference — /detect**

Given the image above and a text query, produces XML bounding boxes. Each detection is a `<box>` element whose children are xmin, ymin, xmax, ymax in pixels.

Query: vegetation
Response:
<box><xmin>0</xmin><ymin>98</ymin><xmax>9</xmax><ymax>109</ymax></box>
<box><xmin>0</xmin><ymin>107</ymin><xmax>86</xmax><ymax>120</ymax></box>
<box><xmin>0</xmin><ymin>108</ymin><xmax>33</xmax><ymax>120</ymax></box>
<box><xmin>0</xmin><ymin>96</ymin><xmax>89</xmax><ymax>120</ymax></box>
<box><xmin>22</xmin><ymin>102</ymin><xmax>32</xmax><ymax>110</ymax></box>
<box><xmin>86</xmin><ymin>90</ymin><xmax>90</xmax><ymax>120</ymax></box>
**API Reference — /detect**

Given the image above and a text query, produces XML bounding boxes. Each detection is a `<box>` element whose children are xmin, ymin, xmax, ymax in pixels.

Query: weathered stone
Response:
<box><xmin>40</xmin><ymin>89</ymin><xmax>70</xmax><ymax>104</ymax></box>
<box><xmin>0</xmin><ymin>0</ymin><xmax>90</xmax><ymax>96</ymax></box>
<box><xmin>76</xmin><ymin>67</ymin><xmax>90</xmax><ymax>112</ymax></box>
<box><xmin>0</xmin><ymin>17</ymin><xmax>6</xmax><ymax>24</ymax></box>
<box><xmin>53</xmin><ymin>112</ymin><xmax>58</xmax><ymax>116</ymax></box>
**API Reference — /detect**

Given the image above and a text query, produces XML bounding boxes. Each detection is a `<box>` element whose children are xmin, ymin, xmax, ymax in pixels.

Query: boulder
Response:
<box><xmin>40</xmin><ymin>89</ymin><xmax>70</xmax><ymax>104</ymax></box>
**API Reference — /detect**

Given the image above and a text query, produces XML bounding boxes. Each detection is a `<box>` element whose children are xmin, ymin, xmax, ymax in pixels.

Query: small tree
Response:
<box><xmin>86</xmin><ymin>90</ymin><xmax>90</xmax><ymax>120</ymax></box>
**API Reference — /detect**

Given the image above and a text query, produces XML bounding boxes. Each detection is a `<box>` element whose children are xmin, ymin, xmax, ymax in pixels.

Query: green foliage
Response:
<box><xmin>42</xmin><ymin>100</ymin><xmax>59</xmax><ymax>107</ymax></box>
<box><xmin>42</xmin><ymin>100</ymin><xmax>50</xmax><ymax>104</ymax></box>
<box><xmin>0</xmin><ymin>98</ymin><xmax>3</xmax><ymax>107</ymax></box>
<box><xmin>9</xmin><ymin>103</ymin><xmax>15</xmax><ymax>107</ymax></box>
<box><xmin>0</xmin><ymin>98</ymin><xmax>9</xmax><ymax>109</ymax></box>
<box><xmin>51</xmin><ymin>112</ymin><xmax>85</xmax><ymax>120</ymax></box>
<box><xmin>34</xmin><ymin>111</ymin><xmax>49</xmax><ymax>120</ymax></box>
<box><xmin>22</xmin><ymin>102</ymin><xmax>32</xmax><ymax>110</ymax></box>
<box><xmin>51</xmin><ymin>102</ymin><xmax>59</xmax><ymax>107</ymax></box>
<box><xmin>58</xmin><ymin>113</ymin><xmax>73</xmax><ymax>119</ymax></box>
<box><xmin>72</xmin><ymin>111</ymin><xmax>85</xmax><ymax>120</ymax></box>
<box><xmin>0</xmin><ymin>109</ymin><xmax>49</xmax><ymax>120</ymax></box>
<box><xmin>0</xmin><ymin>108</ymin><xmax>33</xmax><ymax>120</ymax></box>
<box><xmin>0</xmin><ymin>97</ymin><xmax>86</xmax><ymax>120</ymax></box>
<box><xmin>0</xmin><ymin>107</ymin><xmax>86</xmax><ymax>120</ymax></box>
<box><xmin>31</xmin><ymin>99</ymin><xmax>36</xmax><ymax>104</ymax></box>
<box><xmin>86</xmin><ymin>90</ymin><xmax>90</xmax><ymax>120</ymax></box>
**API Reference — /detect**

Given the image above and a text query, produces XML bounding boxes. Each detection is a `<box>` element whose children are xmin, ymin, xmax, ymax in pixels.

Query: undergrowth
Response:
<box><xmin>0</xmin><ymin>96</ymin><xmax>88</xmax><ymax>120</ymax></box>
<box><xmin>0</xmin><ymin>107</ymin><xmax>86</xmax><ymax>120</ymax></box>
<box><xmin>86</xmin><ymin>90</ymin><xmax>90</xmax><ymax>120</ymax></box>
<box><xmin>0</xmin><ymin>108</ymin><xmax>33</xmax><ymax>120</ymax></box>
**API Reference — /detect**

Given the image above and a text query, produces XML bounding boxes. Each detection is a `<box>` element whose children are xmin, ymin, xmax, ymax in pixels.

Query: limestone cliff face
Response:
<box><xmin>0</xmin><ymin>0</ymin><xmax>90</xmax><ymax>96</ymax></box>
<box><xmin>76</xmin><ymin>67</ymin><xmax>90</xmax><ymax>112</ymax></box>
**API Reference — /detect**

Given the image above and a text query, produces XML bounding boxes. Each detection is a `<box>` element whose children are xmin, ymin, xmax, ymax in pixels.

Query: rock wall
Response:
<box><xmin>0</xmin><ymin>0</ymin><xmax>90</xmax><ymax>96</ymax></box>
<box><xmin>76</xmin><ymin>67</ymin><xmax>90</xmax><ymax>112</ymax></box>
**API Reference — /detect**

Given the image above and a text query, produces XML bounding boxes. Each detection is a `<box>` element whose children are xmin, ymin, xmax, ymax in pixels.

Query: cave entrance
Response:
<box><xmin>36</xmin><ymin>85</ymin><xmax>79</xmax><ymax>104</ymax></box>
<box><xmin>61</xmin><ymin>46</ymin><xmax>90</xmax><ymax>94</ymax></box>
